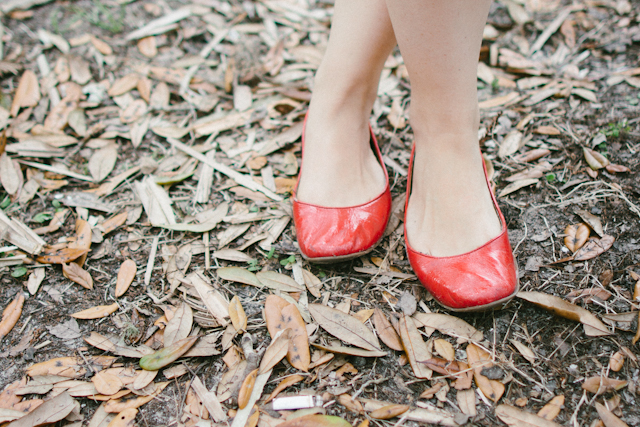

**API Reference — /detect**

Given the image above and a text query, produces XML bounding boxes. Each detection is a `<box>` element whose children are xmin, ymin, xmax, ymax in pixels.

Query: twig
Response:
<box><xmin>351</xmin><ymin>377</ymin><xmax>388</xmax><ymax>400</ymax></box>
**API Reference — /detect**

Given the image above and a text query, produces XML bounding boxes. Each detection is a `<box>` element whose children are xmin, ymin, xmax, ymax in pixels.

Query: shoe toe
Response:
<box><xmin>294</xmin><ymin>190</ymin><xmax>391</xmax><ymax>259</ymax></box>
<box><xmin>408</xmin><ymin>232</ymin><xmax>517</xmax><ymax>311</ymax></box>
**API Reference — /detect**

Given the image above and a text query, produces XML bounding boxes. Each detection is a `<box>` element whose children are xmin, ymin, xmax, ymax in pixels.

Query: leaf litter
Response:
<box><xmin>0</xmin><ymin>0</ymin><xmax>639</xmax><ymax>426</ymax></box>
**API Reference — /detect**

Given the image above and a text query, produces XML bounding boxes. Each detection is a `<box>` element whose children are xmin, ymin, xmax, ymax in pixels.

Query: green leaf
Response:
<box><xmin>12</xmin><ymin>267</ymin><xmax>28</xmax><ymax>278</ymax></box>
<box><xmin>0</xmin><ymin>196</ymin><xmax>10</xmax><ymax>209</ymax></box>
<box><xmin>32</xmin><ymin>212</ymin><xmax>53</xmax><ymax>223</ymax></box>
<box><xmin>280</xmin><ymin>255</ymin><xmax>296</xmax><ymax>266</ymax></box>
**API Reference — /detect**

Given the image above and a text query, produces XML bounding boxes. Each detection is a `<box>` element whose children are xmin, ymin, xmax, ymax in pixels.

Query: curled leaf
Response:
<box><xmin>583</xmin><ymin>147</ymin><xmax>609</xmax><ymax>170</ymax></box>
<box><xmin>517</xmin><ymin>291</ymin><xmax>611</xmax><ymax>336</ymax></box>
<box><xmin>609</xmin><ymin>351</ymin><xmax>624</xmax><ymax>372</ymax></box>
<box><xmin>139</xmin><ymin>336</ymin><xmax>199</xmax><ymax>371</ymax></box>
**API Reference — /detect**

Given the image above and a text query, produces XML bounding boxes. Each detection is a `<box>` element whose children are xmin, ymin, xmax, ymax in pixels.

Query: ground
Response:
<box><xmin>1</xmin><ymin>0</ymin><xmax>640</xmax><ymax>426</ymax></box>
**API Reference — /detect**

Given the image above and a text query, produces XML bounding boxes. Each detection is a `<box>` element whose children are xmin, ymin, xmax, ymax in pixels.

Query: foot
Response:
<box><xmin>405</xmin><ymin>137</ymin><xmax>502</xmax><ymax>257</ymax></box>
<box><xmin>296</xmin><ymin>107</ymin><xmax>387</xmax><ymax>208</ymax></box>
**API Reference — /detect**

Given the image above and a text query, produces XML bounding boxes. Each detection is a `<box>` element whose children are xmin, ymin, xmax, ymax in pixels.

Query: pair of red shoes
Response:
<box><xmin>293</xmin><ymin>121</ymin><xmax>518</xmax><ymax>312</ymax></box>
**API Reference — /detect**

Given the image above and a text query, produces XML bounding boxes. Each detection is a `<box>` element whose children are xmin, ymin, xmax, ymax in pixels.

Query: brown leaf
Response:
<box><xmin>337</xmin><ymin>394</ymin><xmax>363</xmax><ymax>414</ymax></box>
<box><xmin>91</xmin><ymin>371</ymin><xmax>123</xmax><ymax>396</ymax></box>
<box><xmin>276</xmin><ymin>414</ymin><xmax>352</xmax><ymax>427</ymax></box>
<box><xmin>104</xmin><ymin>382</ymin><xmax>168</xmax><ymax>413</ymax></box>
<box><xmin>605</xmin><ymin>164</ymin><xmax>630</xmax><ymax>174</ymax></box>
<box><xmin>457</xmin><ymin>389</ymin><xmax>477</xmax><ymax>417</ymax></box>
<box><xmin>89</xmin><ymin>145</ymin><xmax>118</xmax><ymax>182</ymax></box>
<box><xmin>421</xmin><ymin>358</ymin><xmax>462</xmax><ymax>376</ymax></box>
<box><xmin>259</xmin><ymin>329</ymin><xmax>290</xmax><ymax>374</ymax></box>
<box><xmin>108</xmin><ymin>74</ymin><xmax>140</xmax><ymax>97</ymax></box>
<box><xmin>69</xmin><ymin>219</ymin><xmax>92</xmax><ymax>267</ymax></box>
<box><xmin>573</xmin><ymin>235</ymin><xmax>615</xmax><ymax>261</ymax></box>
<box><xmin>217</xmin><ymin>267</ymin><xmax>262</xmax><ymax>287</ymax></box>
<box><xmin>265</xmin><ymin>295</ymin><xmax>310</xmax><ymax>371</ymax></box>
<box><xmin>115</xmin><ymin>259</ymin><xmax>137</xmax><ymax>297</ymax></box>
<box><xmin>27</xmin><ymin>356</ymin><xmax>115</xmax><ymax>378</ymax></box>
<box><xmin>120</xmin><ymin>100</ymin><xmax>147</xmax><ymax>124</ymax></box>
<box><xmin>163</xmin><ymin>303</ymin><xmax>192</xmax><ymax>347</ymax></box>
<box><xmin>583</xmin><ymin>147</ymin><xmax>610</xmax><ymax>170</ymax></box>
<box><xmin>62</xmin><ymin>262</ymin><xmax>93</xmax><ymax>289</ymax></box>
<box><xmin>71</xmin><ymin>303</ymin><xmax>119</xmax><ymax>320</ymax></box>
<box><xmin>582</xmin><ymin>376</ymin><xmax>627</xmax><ymax>395</ymax></box>
<box><xmin>609</xmin><ymin>351</ymin><xmax>625</xmax><ymax>372</ymax></box>
<box><xmin>6</xmin><ymin>392</ymin><xmax>76</xmax><ymax>427</ymax></box>
<box><xmin>398</xmin><ymin>315</ymin><xmax>432</xmax><ymax>379</ymax></box>
<box><xmin>137</xmin><ymin>37</ymin><xmax>157</xmax><ymax>58</ymax></box>
<box><xmin>238</xmin><ymin>368</ymin><xmax>257</xmax><ymax>409</ymax></box>
<box><xmin>36</xmin><ymin>248</ymin><xmax>89</xmax><ymax>264</ymax></box>
<box><xmin>510</xmin><ymin>340</ymin><xmax>537</xmax><ymax>364</ymax></box>
<box><xmin>229</xmin><ymin>296</ymin><xmax>247</xmax><ymax>332</ymax></box>
<box><xmin>256</xmin><ymin>271</ymin><xmax>304</xmax><ymax>292</ymax></box>
<box><xmin>517</xmin><ymin>291</ymin><xmax>611</xmax><ymax>336</ymax></box>
<box><xmin>595</xmin><ymin>402</ymin><xmax>629</xmax><ymax>427</ymax></box>
<box><xmin>302</xmin><ymin>269</ymin><xmax>322</xmax><ymax>298</ymax></box>
<box><xmin>311</xmin><ymin>343</ymin><xmax>387</xmax><ymax>358</ymax></box>
<box><xmin>10</xmin><ymin>70</ymin><xmax>40</xmax><ymax>117</ymax></box>
<box><xmin>467</xmin><ymin>343</ymin><xmax>504</xmax><ymax>402</ymax></box>
<box><xmin>105</xmin><ymin>408</ymin><xmax>137</xmax><ymax>427</ymax></box>
<box><xmin>412</xmin><ymin>312</ymin><xmax>483</xmax><ymax>343</ymax></box>
<box><xmin>264</xmin><ymin>374</ymin><xmax>304</xmax><ymax>403</ymax></box>
<box><xmin>189</xmin><ymin>273</ymin><xmax>229</xmax><ymax>326</ymax></box>
<box><xmin>564</xmin><ymin>223</ymin><xmax>590</xmax><ymax>252</ymax></box>
<box><xmin>369</xmin><ymin>404</ymin><xmax>410</xmax><ymax>420</ymax></box>
<box><xmin>309</xmin><ymin>304</ymin><xmax>381</xmax><ymax>352</ymax></box>
<box><xmin>0</xmin><ymin>378</ymin><xmax>25</xmax><ymax>410</ymax></box>
<box><xmin>433</xmin><ymin>339</ymin><xmax>455</xmax><ymax>361</ymax></box>
<box><xmin>537</xmin><ymin>395</ymin><xmax>564</xmax><ymax>421</ymax></box>
<box><xmin>372</xmin><ymin>308</ymin><xmax>402</xmax><ymax>351</ymax></box>
<box><xmin>575</xmin><ymin>209</ymin><xmax>604</xmax><ymax>237</ymax></box>
<box><xmin>495</xmin><ymin>404</ymin><xmax>562</xmax><ymax>427</ymax></box>
<box><xmin>0</xmin><ymin>153</ymin><xmax>22</xmax><ymax>196</ymax></box>
<box><xmin>100</xmin><ymin>212</ymin><xmax>128</xmax><ymax>235</ymax></box>
<box><xmin>0</xmin><ymin>292</ymin><xmax>24</xmax><ymax>340</ymax></box>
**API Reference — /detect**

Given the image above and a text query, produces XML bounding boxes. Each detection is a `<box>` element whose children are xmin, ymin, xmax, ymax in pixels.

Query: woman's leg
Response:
<box><xmin>385</xmin><ymin>0</ymin><xmax>502</xmax><ymax>257</ymax></box>
<box><xmin>296</xmin><ymin>0</ymin><xmax>396</xmax><ymax>207</ymax></box>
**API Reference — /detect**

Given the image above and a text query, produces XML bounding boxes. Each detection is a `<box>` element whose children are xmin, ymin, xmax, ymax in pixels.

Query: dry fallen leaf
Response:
<box><xmin>256</xmin><ymin>271</ymin><xmax>305</xmax><ymax>292</ymax></box>
<box><xmin>264</xmin><ymin>374</ymin><xmax>304</xmax><ymax>403</ymax></box>
<box><xmin>398</xmin><ymin>315</ymin><xmax>431</xmax><ymax>379</ymax></box>
<box><xmin>62</xmin><ymin>262</ymin><xmax>93</xmax><ymax>290</ymax></box>
<box><xmin>71</xmin><ymin>303</ymin><xmax>119</xmax><ymax>320</ymax></box>
<box><xmin>496</xmin><ymin>404</ymin><xmax>562</xmax><ymax>427</ymax></box>
<box><xmin>583</xmin><ymin>147</ymin><xmax>610</xmax><ymax>170</ymax></box>
<box><xmin>89</xmin><ymin>145</ymin><xmax>118</xmax><ymax>183</ymax></box>
<box><xmin>92</xmin><ymin>371</ymin><xmax>123</xmax><ymax>396</ymax></box>
<box><xmin>457</xmin><ymin>389</ymin><xmax>477</xmax><ymax>417</ymax></box>
<box><xmin>337</xmin><ymin>394</ymin><xmax>364</xmax><ymax>414</ymax></box>
<box><xmin>106</xmin><ymin>407</ymin><xmax>137</xmax><ymax>427</ymax></box>
<box><xmin>609</xmin><ymin>351</ymin><xmax>625</xmax><ymax>372</ymax></box>
<box><xmin>115</xmin><ymin>259</ymin><xmax>137</xmax><ymax>297</ymax></box>
<box><xmin>238</xmin><ymin>368</ymin><xmax>257</xmax><ymax>409</ymax></box>
<box><xmin>582</xmin><ymin>376</ymin><xmax>627</xmax><ymax>395</ymax></box>
<box><xmin>6</xmin><ymin>392</ymin><xmax>77</xmax><ymax>427</ymax></box>
<box><xmin>433</xmin><ymin>339</ymin><xmax>455</xmax><ymax>361</ymax></box>
<box><xmin>265</xmin><ymin>295</ymin><xmax>310</xmax><ymax>371</ymax></box>
<box><xmin>537</xmin><ymin>395</ymin><xmax>564</xmax><ymax>421</ymax></box>
<box><xmin>163</xmin><ymin>303</ymin><xmax>193</xmax><ymax>347</ymax></box>
<box><xmin>0</xmin><ymin>292</ymin><xmax>25</xmax><ymax>340</ymax></box>
<box><xmin>139</xmin><ymin>336</ymin><xmax>199</xmax><ymax>371</ymax></box>
<box><xmin>467</xmin><ymin>343</ymin><xmax>504</xmax><ymax>402</ymax></box>
<box><xmin>229</xmin><ymin>296</ymin><xmax>248</xmax><ymax>332</ymax></box>
<box><xmin>104</xmin><ymin>382</ymin><xmax>169</xmax><ymax>413</ymax></box>
<box><xmin>10</xmin><ymin>70</ymin><xmax>40</xmax><ymax>117</ymax></box>
<box><xmin>372</xmin><ymin>308</ymin><xmax>403</xmax><ymax>351</ymax></box>
<box><xmin>595</xmin><ymin>402</ymin><xmax>629</xmax><ymax>427</ymax></box>
<box><xmin>510</xmin><ymin>340</ymin><xmax>537</xmax><ymax>364</ymax></box>
<box><xmin>309</xmin><ymin>303</ymin><xmax>382</xmax><ymax>352</ymax></box>
<box><xmin>564</xmin><ymin>223</ymin><xmax>590</xmax><ymax>252</ymax></box>
<box><xmin>27</xmin><ymin>356</ymin><xmax>115</xmax><ymax>378</ymax></box>
<box><xmin>369</xmin><ymin>404</ymin><xmax>410</xmax><ymax>420</ymax></box>
<box><xmin>276</xmin><ymin>414</ymin><xmax>352</xmax><ymax>427</ymax></box>
<box><xmin>412</xmin><ymin>312</ymin><xmax>483</xmax><ymax>343</ymax></box>
<box><xmin>217</xmin><ymin>267</ymin><xmax>262</xmax><ymax>287</ymax></box>
<box><xmin>259</xmin><ymin>328</ymin><xmax>291</xmax><ymax>374</ymax></box>
<box><xmin>517</xmin><ymin>291</ymin><xmax>611</xmax><ymax>336</ymax></box>
<box><xmin>572</xmin><ymin>235</ymin><xmax>615</xmax><ymax>261</ymax></box>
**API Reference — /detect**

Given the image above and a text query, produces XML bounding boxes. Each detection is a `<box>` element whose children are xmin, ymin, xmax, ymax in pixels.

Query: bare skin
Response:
<box><xmin>297</xmin><ymin>0</ymin><xmax>502</xmax><ymax>257</ymax></box>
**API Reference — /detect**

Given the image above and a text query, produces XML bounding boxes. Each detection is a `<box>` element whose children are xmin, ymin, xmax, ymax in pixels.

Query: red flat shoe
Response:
<box><xmin>293</xmin><ymin>117</ymin><xmax>392</xmax><ymax>263</ymax></box>
<box><xmin>404</xmin><ymin>145</ymin><xmax>518</xmax><ymax>311</ymax></box>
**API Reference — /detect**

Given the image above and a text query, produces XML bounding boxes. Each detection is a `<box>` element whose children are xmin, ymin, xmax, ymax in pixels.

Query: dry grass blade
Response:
<box><xmin>495</xmin><ymin>404</ymin><xmax>562</xmax><ymax>427</ymax></box>
<box><xmin>398</xmin><ymin>315</ymin><xmax>431</xmax><ymax>379</ymax></box>
<box><xmin>517</xmin><ymin>291</ymin><xmax>611</xmax><ymax>336</ymax></box>
<box><xmin>0</xmin><ymin>292</ymin><xmax>25</xmax><ymax>340</ymax></box>
<box><xmin>309</xmin><ymin>304</ymin><xmax>381</xmax><ymax>352</ymax></box>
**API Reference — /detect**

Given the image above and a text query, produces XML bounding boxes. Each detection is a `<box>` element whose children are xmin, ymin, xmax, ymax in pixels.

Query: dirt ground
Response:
<box><xmin>1</xmin><ymin>0</ymin><xmax>640</xmax><ymax>426</ymax></box>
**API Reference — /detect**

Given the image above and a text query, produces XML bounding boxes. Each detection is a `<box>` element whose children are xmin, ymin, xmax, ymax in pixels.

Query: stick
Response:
<box><xmin>18</xmin><ymin>160</ymin><xmax>94</xmax><ymax>182</ymax></box>
<box><xmin>166</xmin><ymin>138</ymin><xmax>282</xmax><ymax>201</ymax></box>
